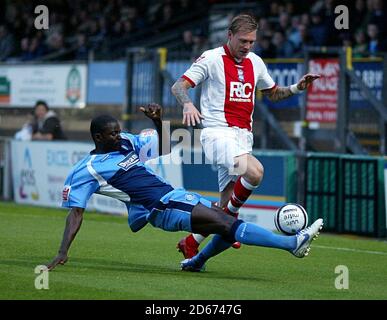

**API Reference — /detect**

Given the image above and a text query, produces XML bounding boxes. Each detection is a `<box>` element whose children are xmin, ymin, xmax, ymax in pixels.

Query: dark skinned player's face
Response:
<box><xmin>96</xmin><ymin>121</ymin><xmax>122</xmax><ymax>152</ymax></box>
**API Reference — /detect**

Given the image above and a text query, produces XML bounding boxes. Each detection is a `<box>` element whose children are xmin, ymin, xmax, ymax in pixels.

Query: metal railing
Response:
<box><xmin>303</xmin><ymin>46</ymin><xmax>387</xmax><ymax>155</ymax></box>
<box><xmin>0</xmin><ymin>137</ymin><xmax>12</xmax><ymax>200</ymax></box>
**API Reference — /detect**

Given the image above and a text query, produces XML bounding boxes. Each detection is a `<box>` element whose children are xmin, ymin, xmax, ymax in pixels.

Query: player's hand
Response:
<box><xmin>46</xmin><ymin>252</ymin><xmax>68</xmax><ymax>271</ymax></box>
<box><xmin>297</xmin><ymin>73</ymin><xmax>321</xmax><ymax>90</ymax></box>
<box><xmin>140</xmin><ymin>103</ymin><xmax>162</xmax><ymax>121</ymax></box>
<box><xmin>182</xmin><ymin>103</ymin><xmax>204</xmax><ymax>126</ymax></box>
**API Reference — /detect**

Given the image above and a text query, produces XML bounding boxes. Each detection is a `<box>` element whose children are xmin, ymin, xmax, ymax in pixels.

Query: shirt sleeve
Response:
<box><xmin>182</xmin><ymin>51</ymin><xmax>212</xmax><ymax>87</ymax></box>
<box><xmin>255</xmin><ymin>56</ymin><xmax>276</xmax><ymax>91</ymax></box>
<box><xmin>61</xmin><ymin>164</ymin><xmax>99</xmax><ymax>209</ymax></box>
<box><xmin>121</xmin><ymin>130</ymin><xmax>159</xmax><ymax>162</ymax></box>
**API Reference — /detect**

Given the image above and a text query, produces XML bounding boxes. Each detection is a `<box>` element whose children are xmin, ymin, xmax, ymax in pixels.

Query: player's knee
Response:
<box><xmin>247</xmin><ymin>162</ymin><xmax>264</xmax><ymax>186</ymax></box>
<box><xmin>212</xmin><ymin>207</ymin><xmax>235</xmax><ymax>235</ymax></box>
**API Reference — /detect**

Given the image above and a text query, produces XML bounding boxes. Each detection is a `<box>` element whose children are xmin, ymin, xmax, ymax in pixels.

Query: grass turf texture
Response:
<box><xmin>1</xmin><ymin>201</ymin><xmax>387</xmax><ymax>300</ymax></box>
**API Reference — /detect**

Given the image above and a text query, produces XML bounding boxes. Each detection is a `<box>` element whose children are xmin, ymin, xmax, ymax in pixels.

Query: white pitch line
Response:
<box><xmin>314</xmin><ymin>245</ymin><xmax>387</xmax><ymax>256</ymax></box>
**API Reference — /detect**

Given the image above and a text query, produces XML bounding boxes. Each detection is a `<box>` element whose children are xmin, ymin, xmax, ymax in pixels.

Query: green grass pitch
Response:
<box><xmin>1</xmin><ymin>201</ymin><xmax>386</xmax><ymax>300</ymax></box>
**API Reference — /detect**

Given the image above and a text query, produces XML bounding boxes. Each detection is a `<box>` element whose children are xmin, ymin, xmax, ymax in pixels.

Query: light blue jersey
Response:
<box><xmin>62</xmin><ymin>129</ymin><xmax>211</xmax><ymax>233</ymax></box>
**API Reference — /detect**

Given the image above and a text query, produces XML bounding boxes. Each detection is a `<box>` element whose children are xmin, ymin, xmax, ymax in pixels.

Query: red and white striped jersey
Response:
<box><xmin>182</xmin><ymin>45</ymin><xmax>276</xmax><ymax>131</ymax></box>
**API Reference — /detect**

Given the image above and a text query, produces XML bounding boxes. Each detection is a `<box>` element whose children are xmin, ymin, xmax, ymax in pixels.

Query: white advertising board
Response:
<box><xmin>0</xmin><ymin>64</ymin><xmax>87</xmax><ymax>108</ymax></box>
<box><xmin>11</xmin><ymin>141</ymin><xmax>183</xmax><ymax>216</ymax></box>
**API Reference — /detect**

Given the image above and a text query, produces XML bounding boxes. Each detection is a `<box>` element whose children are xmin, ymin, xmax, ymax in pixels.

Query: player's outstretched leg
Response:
<box><xmin>182</xmin><ymin>204</ymin><xmax>323</xmax><ymax>271</ymax></box>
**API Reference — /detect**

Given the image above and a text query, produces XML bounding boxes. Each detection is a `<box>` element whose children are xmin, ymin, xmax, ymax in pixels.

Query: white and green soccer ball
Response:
<box><xmin>274</xmin><ymin>203</ymin><xmax>308</xmax><ymax>235</ymax></box>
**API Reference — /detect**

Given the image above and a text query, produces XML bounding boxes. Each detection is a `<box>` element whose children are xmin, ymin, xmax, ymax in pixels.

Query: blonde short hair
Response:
<box><xmin>228</xmin><ymin>14</ymin><xmax>258</xmax><ymax>34</ymax></box>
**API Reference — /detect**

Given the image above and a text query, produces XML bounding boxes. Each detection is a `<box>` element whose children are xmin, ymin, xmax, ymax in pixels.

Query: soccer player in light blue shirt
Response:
<box><xmin>47</xmin><ymin>103</ymin><xmax>323</xmax><ymax>272</ymax></box>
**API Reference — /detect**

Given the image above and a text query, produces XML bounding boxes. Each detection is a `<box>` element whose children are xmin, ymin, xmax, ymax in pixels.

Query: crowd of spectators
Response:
<box><xmin>0</xmin><ymin>0</ymin><xmax>386</xmax><ymax>63</ymax></box>
<box><xmin>0</xmin><ymin>0</ymin><xmax>205</xmax><ymax>62</ymax></box>
<box><xmin>252</xmin><ymin>0</ymin><xmax>387</xmax><ymax>58</ymax></box>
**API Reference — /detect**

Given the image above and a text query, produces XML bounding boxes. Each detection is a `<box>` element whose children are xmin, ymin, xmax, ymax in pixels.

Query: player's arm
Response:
<box><xmin>262</xmin><ymin>73</ymin><xmax>321</xmax><ymax>102</ymax></box>
<box><xmin>47</xmin><ymin>207</ymin><xmax>84</xmax><ymax>271</ymax></box>
<box><xmin>171</xmin><ymin>78</ymin><xmax>204</xmax><ymax>126</ymax></box>
<box><xmin>140</xmin><ymin>103</ymin><xmax>169</xmax><ymax>156</ymax></box>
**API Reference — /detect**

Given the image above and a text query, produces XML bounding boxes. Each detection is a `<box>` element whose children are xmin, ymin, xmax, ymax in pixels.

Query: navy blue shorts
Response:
<box><xmin>147</xmin><ymin>188</ymin><xmax>212</xmax><ymax>232</ymax></box>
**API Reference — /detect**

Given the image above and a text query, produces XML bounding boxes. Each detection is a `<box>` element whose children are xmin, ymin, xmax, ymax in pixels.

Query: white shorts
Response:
<box><xmin>200</xmin><ymin>127</ymin><xmax>253</xmax><ymax>192</ymax></box>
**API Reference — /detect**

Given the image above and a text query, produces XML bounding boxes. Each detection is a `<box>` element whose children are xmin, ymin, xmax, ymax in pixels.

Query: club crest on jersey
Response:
<box><xmin>237</xmin><ymin>67</ymin><xmax>245</xmax><ymax>83</ymax></box>
<box><xmin>185</xmin><ymin>194</ymin><xmax>195</xmax><ymax>201</ymax></box>
<box><xmin>117</xmin><ymin>152</ymin><xmax>139</xmax><ymax>171</ymax></box>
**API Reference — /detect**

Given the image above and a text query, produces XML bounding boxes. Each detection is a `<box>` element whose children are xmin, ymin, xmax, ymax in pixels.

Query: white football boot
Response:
<box><xmin>291</xmin><ymin>218</ymin><xmax>323</xmax><ymax>258</ymax></box>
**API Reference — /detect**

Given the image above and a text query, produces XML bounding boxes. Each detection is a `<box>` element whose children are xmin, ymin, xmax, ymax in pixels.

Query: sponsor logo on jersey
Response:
<box><xmin>229</xmin><ymin>81</ymin><xmax>252</xmax><ymax>102</ymax></box>
<box><xmin>140</xmin><ymin>129</ymin><xmax>156</xmax><ymax>137</ymax></box>
<box><xmin>117</xmin><ymin>152</ymin><xmax>139</xmax><ymax>171</ymax></box>
<box><xmin>62</xmin><ymin>185</ymin><xmax>71</xmax><ymax>201</ymax></box>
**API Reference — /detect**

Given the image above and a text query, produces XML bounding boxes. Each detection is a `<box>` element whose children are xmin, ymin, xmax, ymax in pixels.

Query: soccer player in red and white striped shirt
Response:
<box><xmin>172</xmin><ymin>14</ymin><xmax>320</xmax><ymax>258</ymax></box>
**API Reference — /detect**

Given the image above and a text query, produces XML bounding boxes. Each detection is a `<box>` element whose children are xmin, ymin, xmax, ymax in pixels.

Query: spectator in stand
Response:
<box><xmin>353</xmin><ymin>30</ymin><xmax>368</xmax><ymax>57</ymax></box>
<box><xmin>366</xmin><ymin>23</ymin><xmax>385</xmax><ymax>56</ymax></box>
<box><xmin>20</xmin><ymin>36</ymin><xmax>46</xmax><ymax>61</ymax></box>
<box><xmin>46</xmin><ymin>31</ymin><xmax>67</xmax><ymax>58</ymax></box>
<box><xmin>340</xmin><ymin>32</ymin><xmax>353</xmax><ymax>48</ymax></box>
<box><xmin>309</xmin><ymin>12</ymin><xmax>328</xmax><ymax>46</ymax></box>
<box><xmin>181</xmin><ymin>30</ymin><xmax>194</xmax><ymax>53</ymax></box>
<box><xmin>291</xmin><ymin>24</ymin><xmax>310</xmax><ymax>57</ymax></box>
<box><xmin>19</xmin><ymin>37</ymin><xmax>30</xmax><ymax>61</ymax></box>
<box><xmin>111</xmin><ymin>20</ymin><xmax>123</xmax><ymax>41</ymax></box>
<box><xmin>257</xmin><ymin>18</ymin><xmax>274</xmax><ymax>38</ymax></box>
<box><xmin>257</xmin><ymin>34</ymin><xmax>277</xmax><ymax>58</ymax></box>
<box><xmin>0</xmin><ymin>24</ymin><xmax>15</xmax><ymax>61</ymax></box>
<box><xmin>351</xmin><ymin>0</ymin><xmax>368</xmax><ymax>32</ymax></box>
<box><xmin>191</xmin><ymin>29</ymin><xmax>209</xmax><ymax>60</ymax></box>
<box><xmin>276</xmin><ymin>12</ymin><xmax>291</xmax><ymax>36</ymax></box>
<box><xmin>31</xmin><ymin>100</ymin><xmax>67</xmax><ymax>141</ymax></box>
<box><xmin>272</xmin><ymin>31</ymin><xmax>295</xmax><ymax>58</ymax></box>
<box><xmin>74</xmin><ymin>33</ymin><xmax>89</xmax><ymax>60</ymax></box>
<box><xmin>300</xmin><ymin>13</ymin><xmax>310</xmax><ymax>27</ymax></box>
<box><xmin>288</xmin><ymin>15</ymin><xmax>302</xmax><ymax>47</ymax></box>
<box><xmin>368</xmin><ymin>0</ymin><xmax>386</xmax><ymax>38</ymax></box>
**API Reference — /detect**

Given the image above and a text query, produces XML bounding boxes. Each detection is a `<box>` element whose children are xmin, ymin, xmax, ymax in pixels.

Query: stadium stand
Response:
<box><xmin>0</xmin><ymin>0</ymin><xmax>386</xmax><ymax>147</ymax></box>
<box><xmin>0</xmin><ymin>0</ymin><xmax>386</xmax><ymax>63</ymax></box>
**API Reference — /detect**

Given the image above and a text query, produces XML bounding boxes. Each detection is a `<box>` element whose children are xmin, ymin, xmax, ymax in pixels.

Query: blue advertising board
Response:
<box><xmin>264</xmin><ymin>61</ymin><xmax>304</xmax><ymax>109</ymax></box>
<box><xmin>132</xmin><ymin>61</ymin><xmax>154</xmax><ymax>105</ymax></box>
<box><xmin>263</xmin><ymin>60</ymin><xmax>383</xmax><ymax>109</ymax></box>
<box><xmin>87</xmin><ymin>62</ymin><xmax>127</xmax><ymax>105</ymax></box>
<box><xmin>350</xmin><ymin>61</ymin><xmax>383</xmax><ymax>109</ymax></box>
<box><xmin>130</xmin><ymin>59</ymin><xmax>383</xmax><ymax>110</ymax></box>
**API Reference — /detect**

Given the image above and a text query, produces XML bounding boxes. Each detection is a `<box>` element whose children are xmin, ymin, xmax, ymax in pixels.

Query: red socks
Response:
<box><xmin>224</xmin><ymin>177</ymin><xmax>258</xmax><ymax>217</ymax></box>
